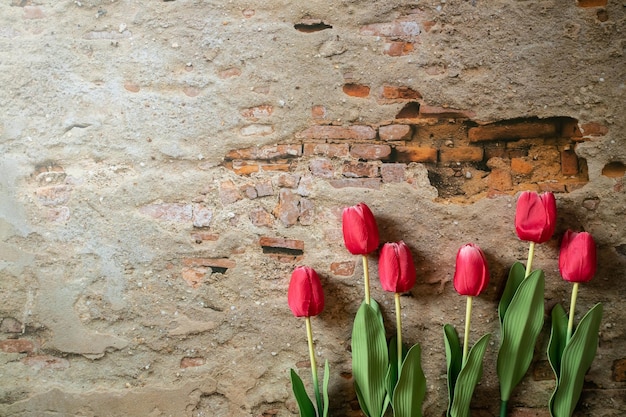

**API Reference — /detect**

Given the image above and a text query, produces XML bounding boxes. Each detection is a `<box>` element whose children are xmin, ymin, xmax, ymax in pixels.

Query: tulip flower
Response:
<box><xmin>379</xmin><ymin>241</ymin><xmax>417</xmax><ymax>371</ymax></box>
<box><xmin>342</xmin><ymin>203</ymin><xmax>380</xmax><ymax>305</ymax></box>
<box><xmin>515</xmin><ymin>191</ymin><xmax>557</xmax><ymax>276</ymax></box>
<box><xmin>453</xmin><ymin>243</ymin><xmax>489</xmax><ymax>364</ymax></box>
<box><xmin>288</xmin><ymin>266</ymin><xmax>325</xmax><ymax>414</ymax></box>
<box><xmin>559</xmin><ymin>230</ymin><xmax>597</xmax><ymax>341</ymax></box>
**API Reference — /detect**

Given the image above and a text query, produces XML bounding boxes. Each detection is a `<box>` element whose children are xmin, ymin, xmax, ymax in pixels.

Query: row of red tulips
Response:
<box><xmin>287</xmin><ymin>192</ymin><xmax>602</xmax><ymax>417</ymax></box>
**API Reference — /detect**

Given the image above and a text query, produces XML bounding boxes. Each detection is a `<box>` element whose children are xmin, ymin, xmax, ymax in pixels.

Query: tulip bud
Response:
<box><xmin>453</xmin><ymin>243</ymin><xmax>490</xmax><ymax>297</ymax></box>
<box><xmin>288</xmin><ymin>266</ymin><xmax>325</xmax><ymax>317</ymax></box>
<box><xmin>515</xmin><ymin>191</ymin><xmax>557</xmax><ymax>244</ymax></box>
<box><xmin>378</xmin><ymin>241</ymin><xmax>417</xmax><ymax>293</ymax></box>
<box><xmin>559</xmin><ymin>230</ymin><xmax>597</xmax><ymax>283</ymax></box>
<box><xmin>342</xmin><ymin>203</ymin><xmax>380</xmax><ymax>255</ymax></box>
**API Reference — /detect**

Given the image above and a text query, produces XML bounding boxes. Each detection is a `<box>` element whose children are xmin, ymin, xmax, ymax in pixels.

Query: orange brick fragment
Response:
<box><xmin>439</xmin><ymin>147</ymin><xmax>484</xmax><ymax>163</ymax></box>
<box><xmin>395</xmin><ymin>146</ymin><xmax>437</xmax><ymax>163</ymax></box>
<box><xmin>259</xmin><ymin>237</ymin><xmax>304</xmax><ymax>251</ymax></box>
<box><xmin>296</xmin><ymin>125</ymin><xmax>376</xmax><ymax>141</ymax></box>
<box><xmin>343</xmin><ymin>83</ymin><xmax>371</xmax><ymax>98</ymax></box>
<box><xmin>468</xmin><ymin>121</ymin><xmax>557</xmax><ymax>142</ymax></box>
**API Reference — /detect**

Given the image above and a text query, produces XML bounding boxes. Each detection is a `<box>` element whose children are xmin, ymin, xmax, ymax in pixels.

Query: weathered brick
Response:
<box><xmin>299</xmin><ymin>198</ymin><xmax>315</xmax><ymax>225</ymax></box>
<box><xmin>182</xmin><ymin>87</ymin><xmax>200</xmax><ymax>97</ymax></box>
<box><xmin>260</xmin><ymin>163</ymin><xmax>291</xmax><ymax>172</ymax></box>
<box><xmin>296</xmin><ymin>125</ymin><xmax>376</xmax><ymax>141</ymax></box>
<box><xmin>273</xmin><ymin>189</ymin><xmax>300</xmax><ymax>226</ymax></box>
<box><xmin>249</xmin><ymin>207</ymin><xmax>274</xmax><ymax>227</ymax></box>
<box><xmin>439</xmin><ymin>147</ymin><xmax>484</xmax><ymax>163</ymax></box>
<box><xmin>580</xmin><ymin>122</ymin><xmax>609</xmax><ymax>137</ymax></box>
<box><xmin>0</xmin><ymin>339</ymin><xmax>34</xmax><ymax>353</ymax></box>
<box><xmin>296</xmin><ymin>176</ymin><xmax>314</xmax><ymax>197</ymax></box>
<box><xmin>218</xmin><ymin>67</ymin><xmax>241</xmax><ymax>78</ymax></box>
<box><xmin>240</xmin><ymin>124</ymin><xmax>274</xmax><ymax>137</ymax></box>
<box><xmin>192</xmin><ymin>204</ymin><xmax>212</xmax><ymax>228</ymax></box>
<box><xmin>379</xmin><ymin>124</ymin><xmax>412</xmax><ymax>141</ymax></box>
<box><xmin>190</xmin><ymin>231</ymin><xmax>219</xmax><ymax>243</ymax></box>
<box><xmin>124</xmin><ymin>82</ymin><xmax>140</xmax><ymax>93</ymax></box>
<box><xmin>418</xmin><ymin>104</ymin><xmax>475</xmax><ymax>119</ymax></box>
<box><xmin>311</xmin><ymin>105</ymin><xmax>327</xmax><ymax>119</ymax></box>
<box><xmin>381</xmin><ymin>163</ymin><xmax>407</xmax><ymax>183</ymax></box>
<box><xmin>538</xmin><ymin>182</ymin><xmax>567</xmax><ymax>193</ymax></box>
<box><xmin>511</xmin><ymin>157</ymin><xmax>534</xmax><ymax>175</ymax></box>
<box><xmin>219</xmin><ymin>180</ymin><xmax>243</xmax><ymax>205</ymax></box>
<box><xmin>343</xmin><ymin>161</ymin><xmax>379</xmax><ymax>178</ymax></box>
<box><xmin>381</xmin><ymin>85</ymin><xmax>422</xmax><ymax>101</ymax></box>
<box><xmin>343</xmin><ymin>83</ymin><xmax>370</xmax><ymax>98</ymax></box>
<box><xmin>183</xmin><ymin>258</ymin><xmax>236</xmax><ymax>269</ymax></box>
<box><xmin>560</xmin><ymin>118</ymin><xmax>582</xmax><ymax>138</ymax></box>
<box><xmin>230</xmin><ymin>160</ymin><xmax>259</xmax><ymax>175</ymax></box>
<box><xmin>413</xmin><ymin>123</ymin><xmax>467</xmax><ymax>143</ymax></box>
<box><xmin>560</xmin><ymin>149</ymin><xmax>579</xmax><ymax>175</ymax></box>
<box><xmin>487</xmin><ymin>168</ymin><xmax>513</xmax><ymax>191</ymax></box>
<box><xmin>395</xmin><ymin>102</ymin><xmax>421</xmax><ymax>119</ymax></box>
<box><xmin>350</xmin><ymin>144</ymin><xmax>391</xmax><ymax>160</ymax></box>
<box><xmin>180</xmin><ymin>357</ymin><xmax>205</xmax><ymax>368</ymax></box>
<box><xmin>139</xmin><ymin>203</ymin><xmax>192</xmax><ymax>222</ymax></box>
<box><xmin>36</xmin><ymin>185</ymin><xmax>72</xmax><ymax>206</ymax></box>
<box><xmin>484</xmin><ymin>144</ymin><xmax>507</xmax><ymax>160</ymax></box>
<box><xmin>328</xmin><ymin>178</ymin><xmax>381</xmax><ymax>189</ymax></box>
<box><xmin>23</xmin><ymin>6</ymin><xmax>45</xmax><ymax>19</ymax></box>
<box><xmin>309</xmin><ymin>158</ymin><xmax>334</xmax><ymax>178</ymax></box>
<box><xmin>241</xmin><ymin>104</ymin><xmax>273</xmax><ymax>120</ymax></box>
<box><xmin>576</xmin><ymin>0</ymin><xmax>607</xmax><ymax>7</ymax></box>
<box><xmin>21</xmin><ymin>355</ymin><xmax>70</xmax><ymax>370</ymax></box>
<box><xmin>613</xmin><ymin>358</ymin><xmax>626</xmax><ymax>382</ymax></box>
<box><xmin>303</xmin><ymin>143</ymin><xmax>349</xmax><ymax>158</ymax></box>
<box><xmin>395</xmin><ymin>145</ymin><xmax>437</xmax><ymax>163</ymax></box>
<box><xmin>383</xmin><ymin>41</ymin><xmax>414</xmax><ymax>56</ymax></box>
<box><xmin>259</xmin><ymin>236</ymin><xmax>305</xmax><ymax>251</ymax></box>
<box><xmin>0</xmin><ymin>318</ymin><xmax>23</xmax><ymax>333</ymax></box>
<box><xmin>360</xmin><ymin>19</ymin><xmax>421</xmax><ymax>38</ymax></box>
<box><xmin>255</xmin><ymin>179</ymin><xmax>274</xmax><ymax>197</ymax></box>
<box><xmin>181</xmin><ymin>267</ymin><xmax>206</xmax><ymax>288</ymax></box>
<box><xmin>240</xmin><ymin>183</ymin><xmax>258</xmax><ymax>199</ymax></box>
<box><xmin>469</xmin><ymin>120</ymin><xmax>557</xmax><ymax>142</ymax></box>
<box><xmin>276</xmin><ymin>173</ymin><xmax>300</xmax><ymax>188</ymax></box>
<box><xmin>330</xmin><ymin>261</ymin><xmax>356</xmax><ymax>276</ymax></box>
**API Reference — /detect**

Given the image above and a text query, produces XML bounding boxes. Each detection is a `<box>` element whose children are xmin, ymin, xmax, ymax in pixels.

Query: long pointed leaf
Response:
<box><xmin>497</xmin><ymin>270</ymin><xmax>545</xmax><ymax>402</ymax></box>
<box><xmin>290</xmin><ymin>369</ymin><xmax>317</xmax><ymax>417</ymax></box>
<box><xmin>550</xmin><ymin>303</ymin><xmax>603</xmax><ymax>417</ymax></box>
<box><xmin>450</xmin><ymin>333</ymin><xmax>491</xmax><ymax>417</ymax></box>
<box><xmin>352</xmin><ymin>301</ymin><xmax>389</xmax><ymax>417</ymax></box>
<box><xmin>547</xmin><ymin>303</ymin><xmax>568</xmax><ymax>382</ymax></box>
<box><xmin>392</xmin><ymin>343</ymin><xmax>426</xmax><ymax>417</ymax></box>
<box><xmin>443</xmin><ymin>324</ymin><xmax>462</xmax><ymax>417</ymax></box>
<box><xmin>322</xmin><ymin>360</ymin><xmax>330</xmax><ymax>417</ymax></box>
<box><xmin>498</xmin><ymin>262</ymin><xmax>526</xmax><ymax>324</ymax></box>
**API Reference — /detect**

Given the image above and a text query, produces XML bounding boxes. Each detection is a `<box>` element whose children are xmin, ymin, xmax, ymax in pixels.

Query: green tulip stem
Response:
<box><xmin>525</xmin><ymin>241</ymin><xmax>535</xmax><ymax>278</ymax></box>
<box><xmin>463</xmin><ymin>296</ymin><xmax>474</xmax><ymax>366</ymax></box>
<box><xmin>305</xmin><ymin>317</ymin><xmax>322</xmax><ymax>414</ymax></box>
<box><xmin>362</xmin><ymin>255</ymin><xmax>371</xmax><ymax>305</ymax></box>
<box><xmin>395</xmin><ymin>292</ymin><xmax>403</xmax><ymax>373</ymax></box>
<box><xmin>500</xmin><ymin>399</ymin><xmax>508</xmax><ymax>417</ymax></box>
<box><xmin>567</xmin><ymin>282</ymin><xmax>579</xmax><ymax>342</ymax></box>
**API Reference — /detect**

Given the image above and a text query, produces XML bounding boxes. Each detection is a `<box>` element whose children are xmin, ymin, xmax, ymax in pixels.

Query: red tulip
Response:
<box><xmin>378</xmin><ymin>241</ymin><xmax>417</xmax><ymax>293</ymax></box>
<box><xmin>515</xmin><ymin>191</ymin><xmax>557</xmax><ymax>244</ymax></box>
<box><xmin>342</xmin><ymin>203</ymin><xmax>380</xmax><ymax>255</ymax></box>
<box><xmin>288</xmin><ymin>266</ymin><xmax>325</xmax><ymax>317</ymax></box>
<box><xmin>559</xmin><ymin>230</ymin><xmax>597</xmax><ymax>283</ymax></box>
<box><xmin>453</xmin><ymin>243</ymin><xmax>490</xmax><ymax>297</ymax></box>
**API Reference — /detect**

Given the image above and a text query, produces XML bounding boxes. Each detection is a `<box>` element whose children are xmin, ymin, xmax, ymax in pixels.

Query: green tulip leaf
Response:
<box><xmin>385</xmin><ymin>336</ymin><xmax>409</xmax><ymax>401</ymax></box>
<box><xmin>352</xmin><ymin>301</ymin><xmax>389</xmax><ymax>417</ymax></box>
<box><xmin>392</xmin><ymin>343</ymin><xmax>426</xmax><ymax>417</ymax></box>
<box><xmin>290</xmin><ymin>369</ymin><xmax>317</xmax><ymax>417</ymax></box>
<box><xmin>547</xmin><ymin>303</ymin><xmax>568</xmax><ymax>382</ymax></box>
<box><xmin>443</xmin><ymin>324</ymin><xmax>462</xmax><ymax>417</ymax></box>
<box><xmin>497</xmin><ymin>269</ymin><xmax>545</xmax><ymax>402</ymax></box>
<box><xmin>322</xmin><ymin>360</ymin><xmax>330</xmax><ymax>417</ymax></box>
<box><xmin>450</xmin><ymin>333</ymin><xmax>491</xmax><ymax>417</ymax></box>
<box><xmin>550</xmin><ymin>303</ymin><xmax>603</xmax><ymax>417</ymax></box>
<box><xmin>498</xmin><ymin>262</ymin><xmax>527</xmax><ymax>324</ymax></box>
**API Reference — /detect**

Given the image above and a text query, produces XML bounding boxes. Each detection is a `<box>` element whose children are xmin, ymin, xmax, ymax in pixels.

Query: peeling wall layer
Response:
<box><xmin>1</xmin><ymin>1</ymin><xmax>625</xmax><ymax>416</ymax></box>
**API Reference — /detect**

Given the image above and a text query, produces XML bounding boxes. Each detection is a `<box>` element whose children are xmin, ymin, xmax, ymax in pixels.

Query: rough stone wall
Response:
<box><xmin>0</xmin><ymin>1</ymin><xmax>625</xmax><ymax>416</ymax></box>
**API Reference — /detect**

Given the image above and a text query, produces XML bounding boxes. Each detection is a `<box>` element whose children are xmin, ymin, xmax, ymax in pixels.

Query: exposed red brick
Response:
<box><xmin>181</xmin><ymin>267</ymin><xmax>206</xmax><ymax>288</ymax></box>
<box><xmin>273</xmin><ymin>189</ymin><xmax>300</xmax><ymax>226</ymax></box>
<box><xmin>296</xmin><ymin>176</ymin><xmax>314</xmax><ymax>197</ymax></box>
<box><xmin>183</xmin><ymin>258</ymin><xmax>236</xmax><ymax>269</ymax></box>
<box><xmin>192</xmin><ymin>204</ymin><xmax>212</xmax><ymax>228</ymax></box>
<box><xmin>360</xmin><ymin>19</ymin><xmax>421</xmax><ymax>38</ymax></box>
<box><xmin>395</xmin><ymin>145</ymin><xmax>438</xmax><ymax>163</ymax></box>
<box><xmin>218</xmin><ymin>67</ymin><xmax>242</xmax><ymax>78</ymax></box>
<box><xmin>560</xmin><ymin>119</ymin><xmax>582</xmax><ymax>138</ymax></box>
<box><xmin>330</xmin><ymin>261</ymin><xmax>356</xmax><ymax>276</ymax></box>
<box><xmin>576</xmin><ymin>0</ymin><xmax>607</xmax><ymax>7</ymax></box>
<box><xmin>299</xmin><ymin>198</ymin><xmax>315</xmax><ymax>225</ymax></box>
<box><xmin>487</xmin><ymin>168</ymin><xmax>513</xmax><ymax>191</ymax></box>
<box><xmin>379</xmin><ymin>125</ymin><xmax>412</xmax><ymax>141</ymax></box>
<box><xmin>311</xmin><ymin>105</ymin><xmax>327</xmax><ymax>119</ymax></box>
<box><xmin>190</xmin><ymin>231</ymin><xmax>219</xmax><ymax>243</ymax></box>
<box><xmin>381</xmin><ymin>163</ymin><xmax>407</xmax><ymax>183</ymax></box>
<box><xmin>468</xmin><ymin>120</ymin><xmax>557</xmax><ymax>142</ymax></box>
<box><xmin>418</xmin><ymin>104</ymin><xmax>475</xmax><ymax>119</ymax></box>
<box><xmin>343</xmin><ymin>161</ymin><xmax>379</xmax><ymax>178</ymax></box>
<box><xmin>350</xmin><ymin>144</ymin><xmax>391</xmax><ymax>160</ymax></box>
<box><xmin>511</xmin><ymin>158</ymin><xmax>534</xmax><ymax>175</ymax></box>
<box><xmin>240</xmin><ymin>183</ymin><xmax>258</xmax><ymax>199</ymax></box>
<box><xmin>296</xmin><ymin>125</ymin><xmax>377</xmax><ymax>141</ymax></box>
<box><xmin>255</xmin><ymin>179</ymin><xmax>274</xmax><ymax>197</ymax></box>
<box><xmin>259</xmin><ymin>237</ymin><xmax>305</xmax><ymax>251</ymax></box>
<box><xmin>343</xmin><ymin>83</ymin><xmax>371</xmax><ymax>98</ymax></box>
<box><xmin>439</xmin><ymin>147</ymin><xmax>484</xmax><ymax>163</ymax></box>
<box><xmin>484</xmin><ymin>145</ymin><xmax>507</xmax><ymax>160</ymax></box>
<box><xmin>560</xmin><ymin>150</ymin><xmax>579</xmax><ymax>176</ymax></box>
<box><xmin>267</xmin><ymin>254</ymin><xmax>304</xmax><ymax>263</ymax></box>
<box><xmin>230</xmin><ymin>161</ymin><xmax>260</xmax><ymax>175</ymax></box>
<box><xmin>0</xmin><ymin>339</ymin><xmax>34</xmax><ymax>353</ymax></box>
<box><xmin>328</xmin><ymin>178</ymin><xmax>381</xmax><ymax>189</ymax></box>
<box><xmin>309</xmin><ymin>158</ymin><xmax>334</xmax><ymax>178</ymax></box>
<box><xmin>21</xmin><ymin>355</ymin><xmax>70</xmax><ymax>370</ymax></box>
<box><xmin>277</xmin><ymin>173</ymin><xmax>301</xmax><ymax>188</ymax></box>
<box><xmin>219</xmin><ymin>180</ymin><xmax>243</xmax><ymax>204</ymax></box>
<box><xmin>303</xmin><ymin>143</ymin><xmax>349</xmax><ymax>158</ymax></box>
<box><xmin>180</xmin><ymin>357</ymin><xmax>206</xmax><ymax>368</ymax></box>
<box><xmin>241</xmin><ymin>105</ymin><xmax>274</xmax><ymax>120</ymax></box>
<box><xmin>383</xmin><ymin>41</ymin><xmax>414</xmax><ymax>56</ymax></box>
<box><xmin>249</xmin><ymin>207</ymin><xmax>274</xmax><ymax>227</ymax></box>
<box><xmin>260</xmin><ymin>163</ymin><xmax>291</xmax><ymax>172</ymax></box>
<box><xmin>139</xmin><ymin>203</ymin><xmax>192</xmax><ymax>222</ymax></box>
<box><xmin>538</xmin><ymin>182</ymin><xmax>567</xmax><ymax>193</ymax></box>
<box><xmin>395</xmin><ymin>102</ymin><xmax>421</xmax><ymax>119</ymax></box>
<box><xmin>124</xmin><ymin>82</ymin><xmax>140</xmax><ymax>93</ymax></box>
<box><xmin>613</xmin><ymin>358</ymin><xmax>626</xmax><ymax>382</ymax></box>
<box><xmin>381</xmin><ymin>85</ymin><xmax>422</xmax><ymax>101</ymax></box>
<box><xmin>580</xmin><ymin>122</ymin><xmax>609</xmax><ymax>136</ymax></box>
